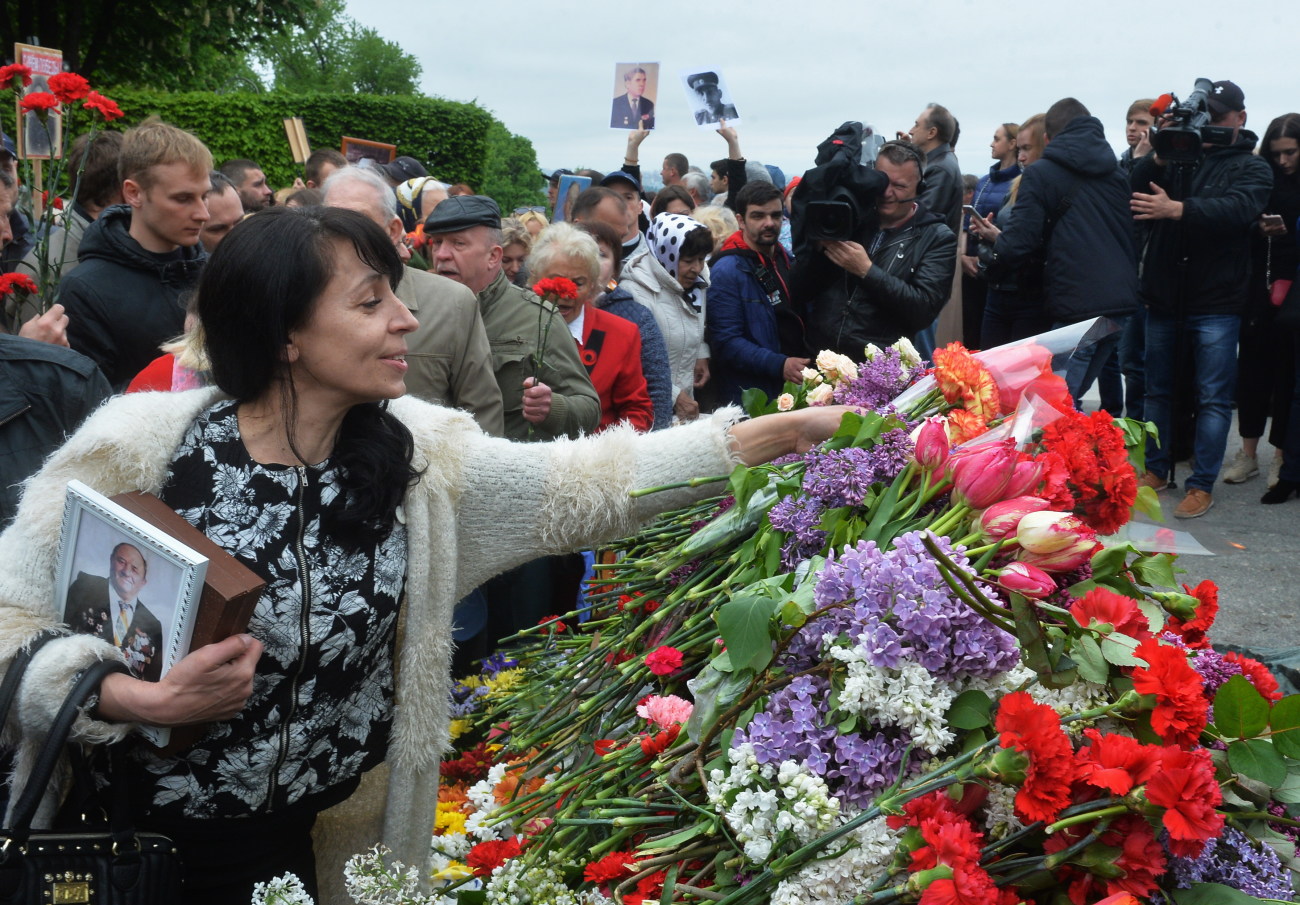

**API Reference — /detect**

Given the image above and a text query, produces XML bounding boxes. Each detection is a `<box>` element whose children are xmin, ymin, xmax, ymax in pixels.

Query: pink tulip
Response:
<box><xmin>1002</xmin><ymin>459</ymin><xmax>1045</xmax><ymax>499</ymax></box>
<box><xmin>994</xmin><ymin>562</ymin><xmax>1057</xmax><ymax>599</ymax></box>
<box><xmin>947</xmin><ymin>441</ymin><xmax>1018</xmax><ymax>509</ymax></box>
<box><xmin>912</xmin><ymin>417</ymin><xmax>950</xmax><ymax>471</ymax></box>
<box><xmin>1015</xmin><ymin>511</ymin><xmax>1098</xmax><ymax>571</ymax></box>
<box><xmin>978</xmin><ymin>496</ymin><xmax>1052</xmax><ymax>542</ymax></box>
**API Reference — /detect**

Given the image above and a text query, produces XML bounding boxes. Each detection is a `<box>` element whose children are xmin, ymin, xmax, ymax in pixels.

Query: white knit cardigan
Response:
<box><xmin>0</xmin><ymin>387</ymin><xmax>740</xmax><ymax>895</ymax></box>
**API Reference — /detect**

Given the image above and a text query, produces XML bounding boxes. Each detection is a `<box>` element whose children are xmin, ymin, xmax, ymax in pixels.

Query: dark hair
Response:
<box><xmin>650</xmin><ymin>185</ymin><xmax>695</xmax><ymax>217</ymax></box>
<box><xmin>576</xmin><ymin>219</ymin><xmax>624</xmax><ymax>274</ymax></box>
<box><xmin>710</xmin><ymin>158</ymin><xmax>729</xmax><ymax>178</ymax></box>
<box><xmin>304</xmin><ymin>148</ymin><xmax>347</xmax><ymax>186</ymax></box>
<box><xmin>1262</xmin><ymin>113</ymin><xmax>1300</xmax><ymax>182</ymax></box>
<box><xmin>199</xmin><ymin>206</ymin><xmax>419</xmax><ymax>548</ymax></box>
<box><xmin>663</xmin><ymin>152</ymin><xmax>688</xmax><ymax>176</ymax></box>
<box><xmin>68</xmin><ymin>131</ymin><xmax>124</xmax><ymax>209</ymax></box>
<box><xmin>877</xmin><ymin>140</ymin><xmax>927</xmax><ymax>180</ymax></box>
<box><xmin>286</xmin><ymin>187</ymin><xmax>323</xmax><ymax>207</ymax></box>
<box><xmin>925</xmin><ymin>104</ymin><xmax>957</xmax><ymax>144</ymax></box>
<box><xmin>218</xmin><ymin>158</ymin><xmax>262</xmax><ymax>184</ymax></box>
<box><xmin>733</xmin><ymin>181</ymin><xmax>783</xmax><ymax>218</ymax></box>
<box><xmin>575</xmin><ymin>168</ymin><xmax>605</xmax><ymax>183</ymax></box>
<box><xmin>209</xmin><ymin>170</ymin><xmax>235</xmax><ymax>193</ymax></box>
<box><xmin>1045</xmin><ymin>98</ymin><xmax>1091</xmax><ymax>139</ymax></box>
<box><xmin>681</xmin><ymin>225</ymin><xmax>714</xmax><ymax>260</ymax></box>
<box><xmin>571</xmin><ymin>185</ymin><xmax>623</xmax><ymax>221</ymax></box>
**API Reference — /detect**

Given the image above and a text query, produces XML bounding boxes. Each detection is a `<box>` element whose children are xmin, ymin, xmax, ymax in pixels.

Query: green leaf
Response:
<box><xmin>837</xmin><ymin>712</ymin><xmax>858</xmax><ymax>733</ymax></box>
<box><xmin>638</xmin><ymin>821</ymin><xmax>708</xmax><ymax>853</ymax></box>
<box><xmin>1130</xmin><ymin>552</ymin><xmax>1179</xmax><ymax>589</ymax></box>
<box><xmin>1089</xmin><ymin>543</ymin><xmax>1136</xmax><ymax>581</ymax></box>
<box><xmin>1267</xmin><ymin>766</ymin><xmax>1300</xmax><ymax>803</ymax></box>
<box><xmin>716</xmin><ymin>593</ymin><xmax>778</xmax><ymax>673</ymax></box>
<box><xmin>1227</xmin><ymin>738</ymin><xmax>1287</xmax><ymax>788</ymax></box>
<box><xmin>1269</xmin><ymin>695</ymin><xmax>1300</xmax><ymax>759</ymax></box>
<box><xmin>947</xmin><ymin>690</ymin><xmax>993</xmax><ymax>730</ymax></box>
<box><xmin>1134</xmin><ymin>484</ymin><xmax>1164</xmax><ymax>522</ymax></box>
<box><xmin>1070</xmin><ymin>635</ymin><xmax>1110</xmax><ymax>684</ymax></box>
<box><xmin>741</xmin><ymin>387</ymin><xmax>772</xmax><ymax>418</ymax></box>
<box><xmin>1171</xmin><ymin>882</ymin><xmax>1278</xmax><ymax>904</ymax></box>
<box><xmin>457</xmin><ymin>891</ymin><xmax>488</xmax><ymax>905</ymax></box>
<box><xmin>1099</xmin><ymin>633</ymin><xmax>1141</xmax><ymax>667</ymax></box>
<box><xmin>1214</xmin><ymin>675</ymin><xmax>1269</xmax><ymax>739</ymax></box>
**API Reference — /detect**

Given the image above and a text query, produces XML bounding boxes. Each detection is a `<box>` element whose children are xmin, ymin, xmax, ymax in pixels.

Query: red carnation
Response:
<box><xmin>1132</xmin><ymin>639</ymin><xmax>1208</xmax><ymax>748</ymax></box>
<box><xmin>18</xmin><ymin>91</ymin><xmax>58</xmax><ymax>116</ymax></box>
<box><xmin>1046</xmin><ymin>814</ymin><xmax>1164</xmax><ymax>902</ymax></box>
<box><xmin>644</xmin><ymin>645</ymin><xmax>683</xmax><ymax>676</ymax></box>
<box><xmin>1165</xmin><ymin>579</ymin><xmax>1218</xmax><ymax>649</ymax></box>
<box><xmin>1223</xmin><ymin>651</ymin><xmax>1282</xmax><ymax>703</ymax></box>
<box><xmin>639</xmin><ymin>723</ymin><xmax>680</xmax><ymax>758</ymax></box>
<box><xmin>0</xmin><ymin>63</ymin><xmax>31</xmax><ymax>90</ymax></box>
<box><xmin>82</xmin><ymin>91</ymin><xmax>124</xmax><ymax>122</ymax></box>
<box><xmin>1074</xmin><ymin>728</ymin><xmax>1162</xmax><ymax>795</ymax></box>
<box><xmin>465</xmin><ymin>836</ymin><xmax>523</xmax><ymax>877</ymax></box>
<box><xmin>593</xmin><ymin>738</ymin><xmax>620</xmax><ymax>757</ymax></box>
<box><xmin>0</xmin><ymin>273</ymin><xmax>39</xmax><ymax>296</ymax></box>
<box><xmin>994</xmin><ymin>691</ymin><xmax>1075</xmax><ymax>824</ymax></box>
<box><xmin>439</xmin><ymin>741</ymin><xmax>496</xmax><ymax>784</ymax></box>
<box><xmin>1071</xmin><ymin>587</ymin><xmax>1153</xmax><ymax>643</ymax></box>
<box><xmin>531</xmin><ymin>276</ymin><xmax>579</xmax><ymax>300</ymax></box>
<box><xmin>48</xmin><ymin>72</ymin><xmax>91</xmax><ymax>104</ymax></box>
<box><xmin>584</xmin><ymin>850</ymin><xmax>638</xmax><ymax>887</ymax></box>
<box><xmin>1146</xmin><ymin>746</ymin><xmax>1223</xmax><ymax>857</ymax></box>
<box><xmin>623</xmin><ymin>869</ymin><xmax>667</xmax><ymax>905</ymax></box>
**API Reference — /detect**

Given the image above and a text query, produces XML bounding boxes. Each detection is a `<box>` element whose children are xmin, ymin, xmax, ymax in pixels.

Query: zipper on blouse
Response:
<box><xmin>0</xmin><ymin>404</ymin><xmax>31</xmax><ymax>429</ymax></box>
<box><xmin>267</xmin><ymin>464</ymin><xmax>313</xmax><ymax>810</ymax></box>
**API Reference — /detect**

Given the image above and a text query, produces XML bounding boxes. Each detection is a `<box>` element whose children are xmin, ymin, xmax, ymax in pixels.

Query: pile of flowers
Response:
<box><xmin>0</xmin><ymin>64</ymin><xmax>124</xmax><ymax>330</ymax></box>
<box><xmin>268</xmin><ymin>324</ymin><xmax>1300</xmax><ymax>904</ymax></box>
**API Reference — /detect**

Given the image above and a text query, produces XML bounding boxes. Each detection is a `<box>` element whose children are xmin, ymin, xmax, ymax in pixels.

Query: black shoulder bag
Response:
<box><xmin>0</xmin><ymin>635</ymin><xmax>181</xmax><ymax>904</ymax></box>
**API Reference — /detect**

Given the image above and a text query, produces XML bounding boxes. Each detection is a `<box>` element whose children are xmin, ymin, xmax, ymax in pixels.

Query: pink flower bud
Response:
<box><xmin>911</xmin><ymin>416</ymin><xmax>950</xmax><ymax>471</ymax></box>
<box><xmin>1016</xmin><ymin>542</ymin><xmax>1097</xmax><ymax>573</ymax></box>
<box><xmin>947</xmin><ymin>441</ymin><xmax>1018</xmax><ymax>509</ymax></box>
<box><xmin>1016</xmin><ymin>510</ymin><xmax>1090</xmax><ymax>554</ymax></box>
<box><xmin>1003</xmin><ymin>459</ymin><xmax>1045</xmax><ymax>499</ymax></box>
<box><xmin>995</xmin><ymin>562</ymin><xmax>1057</xmax><ymax>599</ymax></box>
<box><xmin>978</xmin><ymin>496</ymin><xmax>1052</xmax><ymax>542</ymax></box>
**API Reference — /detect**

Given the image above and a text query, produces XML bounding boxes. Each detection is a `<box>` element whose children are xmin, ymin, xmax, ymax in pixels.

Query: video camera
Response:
<box><xmin>1150</xmin><ymin>77</ymin><xmax>1237</xmax><ymax>164</ymax></box>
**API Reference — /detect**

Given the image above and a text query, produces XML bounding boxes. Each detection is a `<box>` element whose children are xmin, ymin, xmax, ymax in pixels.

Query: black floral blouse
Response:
<box><xmin>122</xmin><ymin>400</ymin><xmax>407</xmax><ymax>818</ymax></box>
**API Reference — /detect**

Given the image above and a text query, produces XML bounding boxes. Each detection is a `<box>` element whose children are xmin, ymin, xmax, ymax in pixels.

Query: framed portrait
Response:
<box><xmin>552</xmin><ymin>174</ymin><xmax>592</xmax><ymax>223</ymax></box>
<box><xmin>341</xmin><ymin>136</ymin><xmax>397</xmax><ymax>167</ymax></box>
<box><xmin>610</xmin><ymin>62</ymin><xmax>659</xmax><ymax>131</ymax></box>
<box><xmin>14</xmin><ymin>43</ymin><xmax>64</xmax><ymax>160</ymax></box>
<box><xmin>679</xmin><ymin>66</ymin><xmax>742</xmax><ymax>131</ymax></box>
<box><xmin>56</xmin><ymin>480</ymin><xmax>208</xmax><ymax>746</ymax></box>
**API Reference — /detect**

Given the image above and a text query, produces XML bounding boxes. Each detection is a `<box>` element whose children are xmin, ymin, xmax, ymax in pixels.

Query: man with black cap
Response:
<box><xmin>0</xmin><ymin>128</ymin><xmax>34</xmax><ymax>273</ymax></box>
<box><xmin>600</xmin><ymin>170</ymin><xmax>647</xmax><ymax>260</ymax></box>
<box><xmin>423</xmin><ymin>194</ymin><xmax>599</xmax><ymax>442</ymax></box>
<box><xmin>687</xmin><ymin>72</ymin><xmax>737</xmax><ymax>126</ymax></box>
<box><xmin>1130</xmin><ymin>79</ymin><xmax>1273</xmax><ymax>520</ymax></box>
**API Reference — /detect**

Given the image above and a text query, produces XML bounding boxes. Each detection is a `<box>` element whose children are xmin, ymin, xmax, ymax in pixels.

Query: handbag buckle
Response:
<box><xmin>45</xmin><ymin>871</ymin><xmax>92</xmax><ymax>904</ymax></box>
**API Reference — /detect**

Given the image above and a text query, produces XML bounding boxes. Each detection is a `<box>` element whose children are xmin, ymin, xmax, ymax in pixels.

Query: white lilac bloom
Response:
<box><xmin>769</xmin><ymin>815</ymin><xmax>897</xmax><ymax>905</ymax></box>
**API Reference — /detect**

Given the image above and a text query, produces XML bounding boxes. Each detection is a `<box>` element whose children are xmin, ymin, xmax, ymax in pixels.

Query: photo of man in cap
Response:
<box><xmin>685</xmin><ymin>70</ymin><xmax>738</xmax><ymax>126</ymax></box>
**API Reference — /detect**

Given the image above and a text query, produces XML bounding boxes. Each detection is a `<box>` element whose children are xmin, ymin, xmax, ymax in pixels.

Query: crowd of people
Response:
<box><xmin>0</xmin><ymin>79</ymin><xmax>1297</xmax><ymax>900</ymax></box>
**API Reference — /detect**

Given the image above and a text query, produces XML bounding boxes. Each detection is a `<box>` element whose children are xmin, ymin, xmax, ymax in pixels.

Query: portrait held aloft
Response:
<box><xmin>681</xmin><ymin>68</ymin><xmax>740</xmax><ymax>128</ymax></box>
<box><xmin>610</xmin><ymin>63</ymin><xmax>658</xmax><ymax>130</ymax></box>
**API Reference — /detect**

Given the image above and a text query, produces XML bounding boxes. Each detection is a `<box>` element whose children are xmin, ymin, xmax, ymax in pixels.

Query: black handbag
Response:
<box><xmin>0</xmin><ymin>636</ymin><xmax>182</xmax><ymax>904</ymax></box>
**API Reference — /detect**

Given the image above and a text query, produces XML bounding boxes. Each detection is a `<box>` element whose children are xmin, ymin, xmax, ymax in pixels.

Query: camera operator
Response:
<box><xmin>793</xmin><ymin>140</ymin><xmax>956</xmax><ymax>359</ymax></box>
<box><xmin>1129</xmin><ymin>79</ymin><xmax>1273</xmax><ymax>519</ymax></box>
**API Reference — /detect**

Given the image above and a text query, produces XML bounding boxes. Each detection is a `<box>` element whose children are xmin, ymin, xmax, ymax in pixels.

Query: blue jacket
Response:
<box><xmin>972</xmin><ymin>162</ymin><xmax>1021</xmax><ymax>221</ymax></box>
<box><xmin>706</xmin><ymin>239</ymin><xmax>800</xmax><ymax>406</ymax></box>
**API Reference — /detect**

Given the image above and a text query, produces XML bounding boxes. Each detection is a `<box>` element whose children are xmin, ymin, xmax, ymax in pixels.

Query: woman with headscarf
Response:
<box><xmin>618</xmin><ymin>213</ymin><xmax>713</xmax><ymax>421</ymax></box>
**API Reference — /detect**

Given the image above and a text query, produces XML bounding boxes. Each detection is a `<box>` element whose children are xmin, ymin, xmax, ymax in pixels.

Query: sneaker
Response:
<box><xmin>1221</xmin><ymin>449</ymin><xmax>1259</xmax><ymax>484</ymax></box>
<box><xmin>1138</xmin><ymin>471</ymin><xmax>1168</xmax><ymax>492</ymax></box>
<box><xmin>1174</xmin><ymin>488</ymin><xmax>1214</xmax><ymax>519</ymax></box>
<box><xmin>1268</xmin><ymin>451</ymin><xmax>1283</xmax><ymax>488</ymax></box>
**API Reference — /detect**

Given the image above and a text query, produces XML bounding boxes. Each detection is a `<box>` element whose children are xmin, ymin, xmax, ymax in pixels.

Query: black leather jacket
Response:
<box><xmin>0</xmin><ymin>335</ymin><xmax>110</xmax><ymax>526</ymax></box>
<box><xmin>797</xmin><ymin>202</ymin><xmax>957</xmax><ymax>358</ymax></box>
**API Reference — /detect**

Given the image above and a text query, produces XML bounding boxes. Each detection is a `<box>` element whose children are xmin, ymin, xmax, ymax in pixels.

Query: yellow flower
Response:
<box><xmin>484</xmin><ymin>667</ymin><xmax>525</xmax><ymax>696</ymax></box>
<box><xmin>448</xmin><ymin>718</ymin><xmax>471</xmax><ymax>741</ymax></box>
<box><xmin>432</xmin><ymin>860</ymin><xmax>472</xmax><ymax>881</ymax></box>
<box><xmin>434</xmin><ymin>806</ymin><xmax>467</xmax><ymax>837</ymax></box>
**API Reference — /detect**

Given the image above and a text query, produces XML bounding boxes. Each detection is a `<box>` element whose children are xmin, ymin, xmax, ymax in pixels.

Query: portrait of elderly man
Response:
<box><xmin>611</xmin><ymin>65</ymin><xmax>656</xmax><ymax>130</ymax></box>
<box><xmin>686</xmin><ymin>71</ymin><xmax>738</xmax><ymax>126</ymax></box>
<box><xmin>63</xmin><ymin>540</ymin><xmax>165</xmax><ymax>681</ymax></box>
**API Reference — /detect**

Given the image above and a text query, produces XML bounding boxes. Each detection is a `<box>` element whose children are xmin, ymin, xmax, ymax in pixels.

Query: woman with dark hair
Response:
<box><xmin>618</xmin><ymin>213</ymin><xmax>714</xmax><ymax>421</ymax></box>
<box><xmin>1225</xmin><ymin>112</ymin><xmax>1300</xmax><ymax>492</ymax></box>
<box><xmin>650</xmin><ymin>185</ymin><xmax>695</xmax><ymax>218</ymax></box>
<box><xmin>0</xmin><ymin>207</ymin><xmax>846</xmax><ymax>903</ymax></box>
<box><xmin>960</xmin><ymin>122</ymin><xmax>1021</xmax><ymax>347</ymax></box>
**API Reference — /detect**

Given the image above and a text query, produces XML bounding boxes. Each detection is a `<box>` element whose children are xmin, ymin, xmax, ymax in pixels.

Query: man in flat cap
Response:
<box><xmin>424</xmin><ymin>194</ymin><xmax>599</xmax><ymax>442</ymax></box>
<box><xmin>688</xmin><ymin>72</ymin><xmax>737</xmax><ymax>126</ymax></box>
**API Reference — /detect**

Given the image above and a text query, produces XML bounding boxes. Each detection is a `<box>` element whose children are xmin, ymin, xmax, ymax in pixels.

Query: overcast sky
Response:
<box><xmin>346</xmin><ymin>0</ymin><xmax>1299</xmax><ymax>190</ymax></box>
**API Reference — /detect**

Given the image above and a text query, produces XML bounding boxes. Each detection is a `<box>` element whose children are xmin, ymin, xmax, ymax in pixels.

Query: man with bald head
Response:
<box><xmin>322</xmin><ymin>167</ymin><xmax>503</xmax><ymax>435</ymax></box>
<box><xmin>65</xmin><ymin>541</ymin><xmax>165</xmax><ymax>681</ymax></box>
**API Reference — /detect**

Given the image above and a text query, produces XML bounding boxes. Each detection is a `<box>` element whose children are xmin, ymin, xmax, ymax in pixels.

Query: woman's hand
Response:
<box><xmin>968</xmin><ymin>211</ymin><xmax>1000</xmax><ymax>242</ymax></box>
<box><xmin>694</xmin><ymin>358</ymin><xmax>710</xmax><ymax>388</ymax></box>
<box><xmin>728</xmin><ymin>405</ymin><xmax>853</xmax><ymax>466</ymax></box>
<box><xmin>674</xmin><ymin>390</ymin><xmax>700</xmax><ymax>422</ymax></box>
<box><xmin>98</xmin><ymin>634</ymin><xmax>262</xmax><ymax>727</ymax></box>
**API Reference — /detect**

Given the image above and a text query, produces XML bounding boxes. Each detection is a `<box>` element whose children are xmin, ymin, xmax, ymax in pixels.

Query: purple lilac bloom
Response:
<box><xmin>768</xmin><ymin>494</ymin><xmax>827</xmax><ymax>569</ymax></box>
<box><xmin>832</xmin><ymin>348</ymin><xmax>923</xmax><ymax>410</ymax></box>
<box><xmin>812</xmin><ymin>531</ymin><xmax>1019</xmax><ymax>681</ymax></box>
<box><xmin>450</xmin><ymin>681</ymin><xmax>490</xmax><ymax>717</ymax></box>
<box><xmin>481</xmin><ymin>652</ymin><xmax>519</xmax><ymax>676</ymax></box>
<box><xmin>1191</xmin><ymin>648</ymin><xmax>1245</xmax><ymax>700</ymax></box>
<box><xmin>800</xmin><ymin>432</ymin><xmax>912</xmax><ymax>510</ymax></box>
<box><xmin>1166</xmin><ymin>826</ymin><xmax>1294</xmax><ymax>900</ymax></box>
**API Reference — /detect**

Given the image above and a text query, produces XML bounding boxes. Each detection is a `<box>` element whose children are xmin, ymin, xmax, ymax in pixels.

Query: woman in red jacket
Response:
<box><xmin>529</xmin><ymin>223</ymin><xmax>654</xmax><ymax>433</ymax></box>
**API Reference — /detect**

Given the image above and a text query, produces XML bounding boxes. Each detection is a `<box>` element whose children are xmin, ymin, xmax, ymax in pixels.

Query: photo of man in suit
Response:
<box><xmin>64</xmin><ymin>541</ymin><xmax>165</xmax><ymax>681</ymax></box>
<box><xmin>611</xmin><ymin>66</ymin><xmax>655</xmax><ymax>130</ymax></box>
